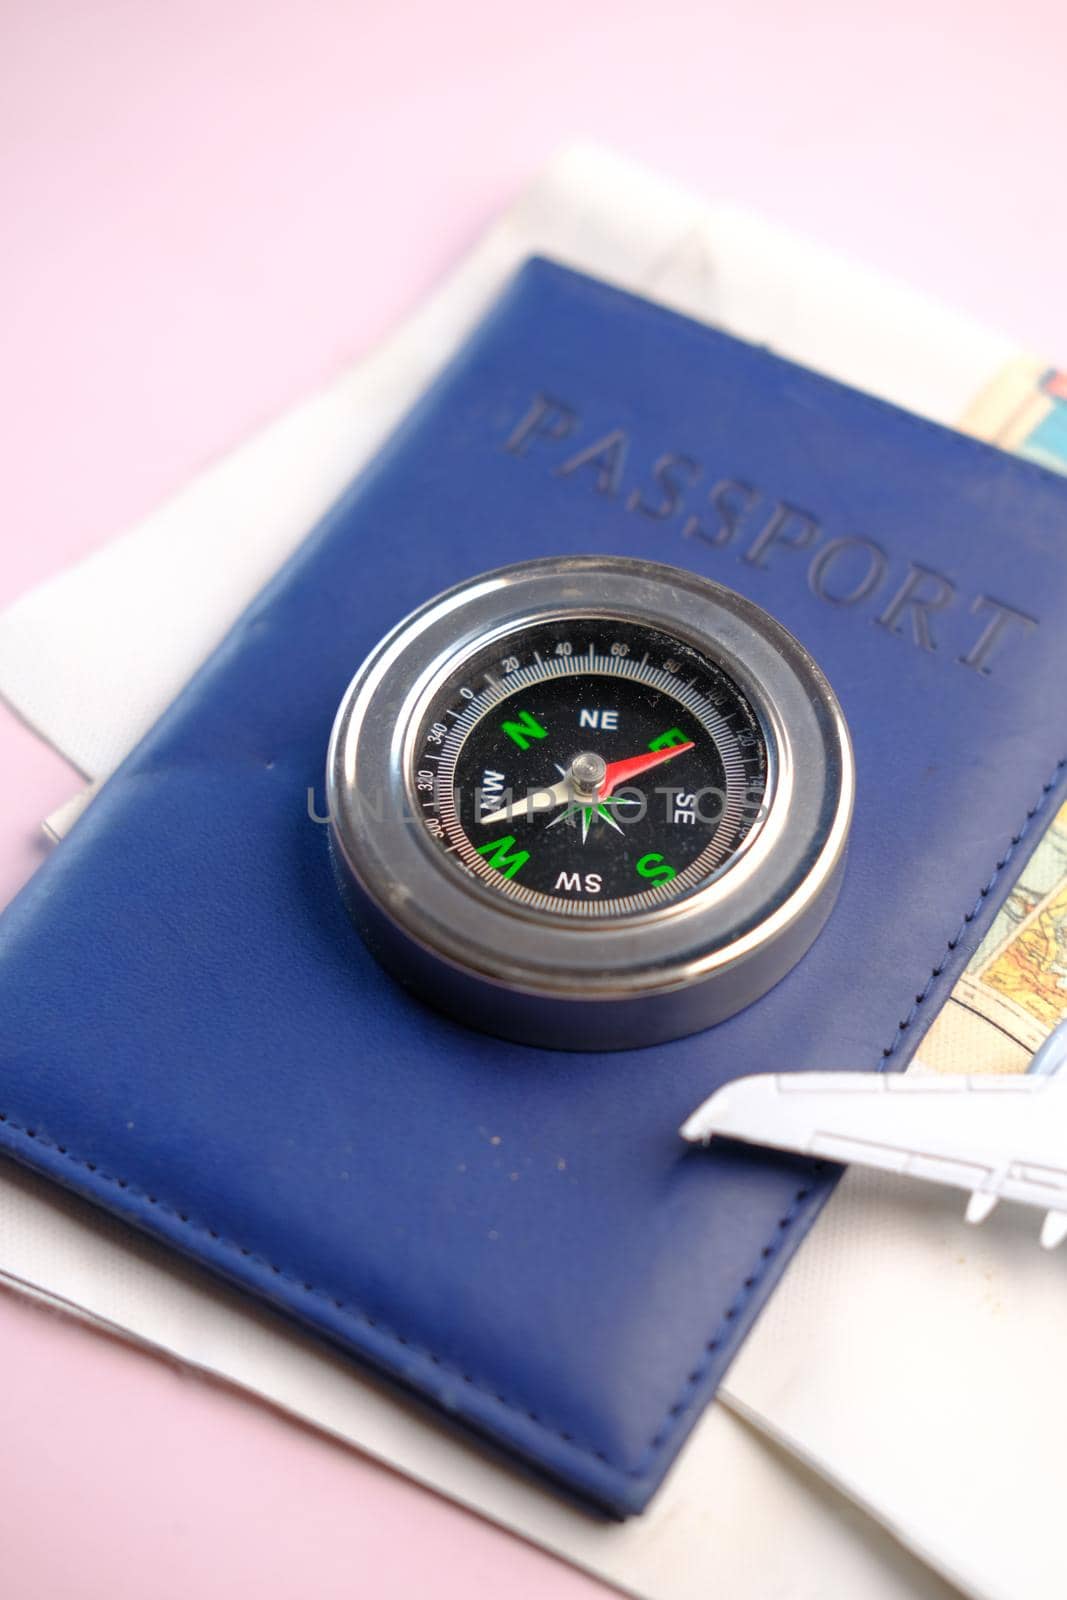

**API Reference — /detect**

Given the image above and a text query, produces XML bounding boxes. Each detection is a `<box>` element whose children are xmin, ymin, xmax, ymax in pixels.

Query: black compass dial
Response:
<box><xmin>412</xmin><ymin>618</ymin><xmax>771</xmax><ymax>918</ymax></box>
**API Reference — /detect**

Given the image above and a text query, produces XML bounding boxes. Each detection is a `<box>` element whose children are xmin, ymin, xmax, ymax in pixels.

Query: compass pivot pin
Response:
<box><xmin>569</xmin><ymin>751</ymin><xmax>607</xmax><ymax>800</ymax></box>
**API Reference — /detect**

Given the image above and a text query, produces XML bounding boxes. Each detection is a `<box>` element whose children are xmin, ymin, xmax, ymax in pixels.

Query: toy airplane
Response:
<box><xmin>681</xmin><ymin>1018</ymin><xmax>1067</xmax><ymax>1249</ymax></box>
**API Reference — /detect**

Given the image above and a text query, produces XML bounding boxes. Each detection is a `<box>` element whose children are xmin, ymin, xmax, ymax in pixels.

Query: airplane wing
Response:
<box><xmin>680</xmin><ymin>1064</ymin><xmax>1067</xmax><ymax>1249</ymax></box>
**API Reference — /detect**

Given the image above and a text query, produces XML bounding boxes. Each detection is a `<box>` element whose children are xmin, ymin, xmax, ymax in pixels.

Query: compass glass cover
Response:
<box><xmin>412</xmin><ymin>618</ymin><xmax>771</xmax><ymax>918</ymax></box>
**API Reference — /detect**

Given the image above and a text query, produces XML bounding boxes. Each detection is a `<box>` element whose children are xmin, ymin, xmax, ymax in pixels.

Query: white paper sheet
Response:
<box><xmin>0</xmin><ymin>144</ymin><xmax>1015</xmax><ymax>785</ymax></box>
<box><xmin>0</xmin><ymin>145</ymin><xmax>1048</xmax><ymax>1600</ymax></box>
<box><xmin>0</xmin><ymin>1160</ymin><xmax>958</xmax><ymax>1600</ymax></box>
<box><xmin>726</xmin><ymin>1163</ymin><xmax>1066</xmax><ymax>1600</ymax></box>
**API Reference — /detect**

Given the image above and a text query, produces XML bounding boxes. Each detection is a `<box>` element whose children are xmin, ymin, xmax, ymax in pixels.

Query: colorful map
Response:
<box><xmin>960</xmin><ymin>358</ymin><xmax>1067</xmax><ymax>476</ymax></box>
<box><xmin>982</xmin><ymin>877</ymin><xmax>1067</xmax><ymax>1030</ymax></box>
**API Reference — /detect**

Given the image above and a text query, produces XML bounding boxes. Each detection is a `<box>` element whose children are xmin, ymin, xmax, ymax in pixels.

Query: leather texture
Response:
<box><xmin>2</xmin><ymin>259</ymin><xmax>1067</xmax><ymax>1515</ymax></box>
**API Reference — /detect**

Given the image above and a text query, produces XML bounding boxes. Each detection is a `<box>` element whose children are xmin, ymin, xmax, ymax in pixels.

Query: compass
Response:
<box><xmin>327</xmin><ymin>556</ymin><xmax>853</xmax><ymax>1049</ymax></box>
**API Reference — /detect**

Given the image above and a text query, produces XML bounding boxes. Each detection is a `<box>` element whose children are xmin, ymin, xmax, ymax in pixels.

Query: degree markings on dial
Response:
<box><xmin>435</xmin><ymin>667</ymin><xmax>746</xmax><ymax>813</ymax></box>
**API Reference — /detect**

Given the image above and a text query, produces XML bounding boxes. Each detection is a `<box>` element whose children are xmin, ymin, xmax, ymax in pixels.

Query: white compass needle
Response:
<box><xmin>478</xmin><ymin>777</ymin><xmax>570</xmax><ymax>827</ymax></box>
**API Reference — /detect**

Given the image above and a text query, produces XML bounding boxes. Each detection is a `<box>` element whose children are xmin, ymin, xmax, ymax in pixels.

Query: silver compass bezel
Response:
<box><xmin>327</xmin><ymin>555</ymin><xmax>854</xmax><ymax>1049</ymax></box>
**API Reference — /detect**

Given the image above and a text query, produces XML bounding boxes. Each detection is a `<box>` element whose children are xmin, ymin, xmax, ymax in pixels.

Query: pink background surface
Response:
<box><xmin>1</xmin><ymin>2</ymin><xmax>1063</xmax><ymax>1594</ymax></box>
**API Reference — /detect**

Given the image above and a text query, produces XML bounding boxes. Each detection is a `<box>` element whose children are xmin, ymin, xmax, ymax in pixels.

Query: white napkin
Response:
<box><xmin>0</xmin><ymin>145</ymin><xmax>1049</xmax><ymax>1600</ymax></box>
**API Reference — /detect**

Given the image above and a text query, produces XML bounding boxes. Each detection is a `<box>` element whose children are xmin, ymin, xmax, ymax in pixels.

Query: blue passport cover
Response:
<box><xmin>2</xmin><ymin>259</ymin><xmax>1067</xmax><ymax>1515</ymax></box>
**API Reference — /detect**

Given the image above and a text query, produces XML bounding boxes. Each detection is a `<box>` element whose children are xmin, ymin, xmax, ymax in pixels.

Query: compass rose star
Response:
<box><xmin>546</xmin><ymin>792</ymin><xmax>640</xmax><ymax>840</ymax></box>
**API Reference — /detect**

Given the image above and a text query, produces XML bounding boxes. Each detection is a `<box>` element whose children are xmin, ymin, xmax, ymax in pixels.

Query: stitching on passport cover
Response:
<box><xmin>4</xmin><ymin>258</ymin><xmax>1067</xmax><ymax>1492</ymax></box>
<box><xmin>628</xmin><ymin>748</ymin><xmax>1067</xmax><ymax>1477</ymax></box>
<box><xmin>4</xmin><ymin>752</ymin><xmax>1067</xmax><ymax>1483</ymax></box>
<box><xmin>0</xmin><ymin>1106</ymin><xmax>613</xmax><ymax>1472</ymax></box>
<box><xmin>2</xmin><ymin>750</ymin><xmax>1063</xmax><ymax>1492</ymax></box>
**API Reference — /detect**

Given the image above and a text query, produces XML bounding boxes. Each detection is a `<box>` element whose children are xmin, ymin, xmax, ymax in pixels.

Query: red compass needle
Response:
<box><xmin>599</xmin><ymin>741</ymin><xmax>695</xmax><ymax>798</ymax></box>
